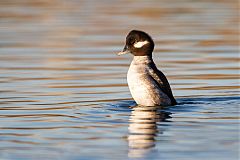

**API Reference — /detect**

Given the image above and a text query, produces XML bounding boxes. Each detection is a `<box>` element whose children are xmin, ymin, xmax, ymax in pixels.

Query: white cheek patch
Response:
<box><xmin>133</xmin><ymin>40</ymin><xmax>149</xmax><ymax>48</ymax></box>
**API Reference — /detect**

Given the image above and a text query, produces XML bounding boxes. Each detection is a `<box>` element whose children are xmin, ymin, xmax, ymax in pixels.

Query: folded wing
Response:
<box><xmin>149</xmin><ymin>63</ymin><xmax>177</xmax><ymax>105</ymax></box>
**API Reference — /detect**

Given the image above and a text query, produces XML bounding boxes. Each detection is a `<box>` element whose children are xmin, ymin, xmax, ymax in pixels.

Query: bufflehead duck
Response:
<box><xmin>118</xmin><ymin>30</ymin><xmax>177</xmax><ymax>106</ymax></box>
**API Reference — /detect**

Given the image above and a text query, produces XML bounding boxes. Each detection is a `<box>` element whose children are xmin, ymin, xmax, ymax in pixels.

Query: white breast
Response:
<box><xmin>127</xmin><ymin>56</ymin><xmax>171</xmax><ymax>106</ymax></box>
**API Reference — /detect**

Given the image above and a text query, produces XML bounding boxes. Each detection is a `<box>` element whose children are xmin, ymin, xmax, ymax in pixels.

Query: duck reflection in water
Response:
<box><xmin>128</xmin><ymin>106</ymin><xmax>171</xmax><ymax>158</ymax></box>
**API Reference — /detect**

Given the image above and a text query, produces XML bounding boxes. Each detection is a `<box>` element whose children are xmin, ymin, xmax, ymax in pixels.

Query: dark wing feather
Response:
<box><xmin>149</xmin><ymin>62</ymin><xmax>177</xmax><ymax>105</ymax></box>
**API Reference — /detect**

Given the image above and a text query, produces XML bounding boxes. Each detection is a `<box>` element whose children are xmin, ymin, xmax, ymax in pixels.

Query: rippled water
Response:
<box><xmin>0</xmin><ymin>0</ymin><xmax>239</xmax><ymax>160</ymax></box>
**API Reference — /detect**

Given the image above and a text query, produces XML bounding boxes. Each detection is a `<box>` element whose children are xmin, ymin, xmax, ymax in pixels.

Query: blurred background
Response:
<box><xmin>0</xmin><ymin>0</ymin><xmax>239</xmax><ymax>160</ymax></box>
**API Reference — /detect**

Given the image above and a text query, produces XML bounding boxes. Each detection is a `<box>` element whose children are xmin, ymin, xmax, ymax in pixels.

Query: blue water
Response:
<box><xmin>0</xmin><ymin>0</ymin><xmax>239</xmax><ymax>160</ymax></box>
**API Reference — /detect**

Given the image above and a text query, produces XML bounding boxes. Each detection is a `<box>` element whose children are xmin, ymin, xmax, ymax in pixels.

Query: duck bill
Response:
<box><xmin>117</xmin><ymin>45</ymin><xmax>130</xmax><ymax>56</ymax></box>
<box><xmin>117</xmin><ymin>50</ymin><xmax>130</xmax><ymax>56</ymax></box>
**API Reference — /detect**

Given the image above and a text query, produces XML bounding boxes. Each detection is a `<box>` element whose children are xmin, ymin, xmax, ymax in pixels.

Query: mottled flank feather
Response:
<box><xmin>127</xmin><ymin>56</ymin><xmax>175</xmax><ymax>106</ymax></box>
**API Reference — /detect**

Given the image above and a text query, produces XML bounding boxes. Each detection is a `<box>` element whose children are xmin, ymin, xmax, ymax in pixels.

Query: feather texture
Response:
<box><xmin>127</xmin><ymin>56</ymin><xmax>176</xmax><ymax>106</ymax></box>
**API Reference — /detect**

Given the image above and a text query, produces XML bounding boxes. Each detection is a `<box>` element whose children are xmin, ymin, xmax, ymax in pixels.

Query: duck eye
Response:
<box><xmin>127</xmin><ymin>37</ymin><xmax>135</xmax><ymax>45</ymax></box>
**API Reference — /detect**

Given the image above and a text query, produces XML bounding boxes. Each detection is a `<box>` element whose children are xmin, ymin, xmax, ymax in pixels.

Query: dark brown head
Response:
<box><xmin>118</xmin><ymin>30</ymin><xmax>155</xmax><ymax>57</ymax></box>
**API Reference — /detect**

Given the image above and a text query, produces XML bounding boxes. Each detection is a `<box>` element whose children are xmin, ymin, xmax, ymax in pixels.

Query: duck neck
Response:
<box><xmin>132</xmin><ymin>55</ymin><xmax>153</xmax><ymax>65</ymax></box>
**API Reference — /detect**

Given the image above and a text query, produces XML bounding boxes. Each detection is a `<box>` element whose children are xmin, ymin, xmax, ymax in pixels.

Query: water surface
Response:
<box><xmin>0</xmin><ymin>0</ymin><xmax>239</xmax><ymax>160</ymax></box>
